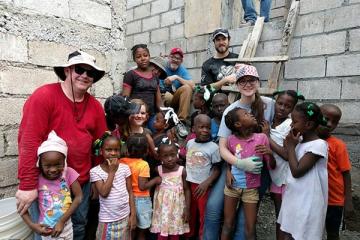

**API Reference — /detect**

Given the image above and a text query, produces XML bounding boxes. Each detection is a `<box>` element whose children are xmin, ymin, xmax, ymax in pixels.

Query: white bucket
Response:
<box><xmin>0</xmin><ymin>197</ymin><xmax>32</xmax><ymax>240</ymax></box>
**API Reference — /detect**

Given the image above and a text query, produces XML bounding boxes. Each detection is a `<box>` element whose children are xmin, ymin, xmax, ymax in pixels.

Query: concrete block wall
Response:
<box><xmin>0</xmin><ymin>0</ymin><xmax>127</xmax><ymax>199</ymax></box>
<box><xmin>125</xmin><ymin>0</ymin><xmax>360</xmax><ymax>126</ymax></box>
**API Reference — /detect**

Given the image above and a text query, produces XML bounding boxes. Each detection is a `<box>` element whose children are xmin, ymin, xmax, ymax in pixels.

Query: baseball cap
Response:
<box><xmin>235</xmin><ymin>64</ymin><xmax>259</xmax><ymax>80</ymax></box>
<box><xmin>170</xmin><ymin>48</ymin><xmax>184</xmax><ymax>58</ymax></box>
<box><xmin>212</xmin><ymin>28</ymin><xmax>230</xmax><ymax>40</ymax></box>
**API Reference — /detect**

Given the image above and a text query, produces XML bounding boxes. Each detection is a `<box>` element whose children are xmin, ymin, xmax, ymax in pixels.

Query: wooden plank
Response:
<box><xmin>225</xmin><ymin>55</ymin><xmax>289</xmax><ymax>63</ymax></box>
<box><xmin>243</xmin><ymin>17</ymin><xmax>265</xmax><ymax>57</ymax></box>
<box><xmin>239</xmin><ymin>34</ymin><xmax>251</xmax><ymax>58</ymax></box>
<box><xmin>268</xmin><ymin>0</ymin><xmax>300</xmax><ymax>89</ymax></box>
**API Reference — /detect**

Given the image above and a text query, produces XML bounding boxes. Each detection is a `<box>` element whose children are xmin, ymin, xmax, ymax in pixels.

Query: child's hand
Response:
<box><xmin>182</xmin><ymin>207</ymin><xmax>190</xmax><ymax>223</ymax></box>
<box><xmin>226</xmin><ymin>168</ymin><xmax>235</xmax><ymax>189</ymax></box>
<box><xmin>344</xmin><ymin>199</ymin><xmax>356</xmax><ymax>225</ymax></box>
<box><xmin>31</xmin><ymin>223</ymin><xmax>52</xmax><ymax>236</ymax></box>
<box><xmin>255</xmin><ymin>144</ymin><xmax>272</xmax><ymax>155</ymax></box>
<box><xmin>107</xmin><ymin>158</ymin><xmax>119</xmax><ymax>173</ymax></box>
<box><xmin>129</xmin><ymin>213</ymin><xmax>137</xmax><ymax>230</ymax></box>
<box><xmin>260</xmin><ymin>120</ymin><xmax>270</xmax><ymax>136</ymax></box>
<box><xmin>194</xmin><ymin>180</ymin><xmax>211</xmax><ymax>198</ymax></box>
<box><xmin>51</xmin><ymin>220</ymin><xmax>65</xmax><ymax>238</ymax></box>
<box><xmin>284</xmin><ymin>129</ymin><xmax>300</xmax><ymax>148</ymax></box>
<box><xmin>154</xmin><ymin>176</ymin><xmax>162</xmax><ymax>185</ymax></box>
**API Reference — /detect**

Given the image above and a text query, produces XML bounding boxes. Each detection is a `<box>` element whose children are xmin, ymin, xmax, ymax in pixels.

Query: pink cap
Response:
<box><xmin>235</xmin><ymin>64</ymin><xmax>259</xmax><ymax>80</ymax></box>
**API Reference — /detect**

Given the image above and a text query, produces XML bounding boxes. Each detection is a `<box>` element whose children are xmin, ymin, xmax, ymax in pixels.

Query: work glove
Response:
<box><xmin>235</xmin><ymin>156</ymin><xmax>263</xmax><ymax>174</ymax></box>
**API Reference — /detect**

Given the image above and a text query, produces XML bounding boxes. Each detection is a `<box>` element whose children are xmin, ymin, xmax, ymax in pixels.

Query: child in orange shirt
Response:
<box><xmin>317</xmin><ymin>104</ymin><xmax>355</xmax><ymax>240</ymax></box>
<box><xmin>120</xmin><ymin>133</ymin><xmax>162</xmax><ymax>240</ymax></box>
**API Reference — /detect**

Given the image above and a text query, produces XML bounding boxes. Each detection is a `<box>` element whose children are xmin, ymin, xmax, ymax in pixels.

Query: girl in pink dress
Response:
<box><xmin>150</xmin><ymin>138</ymin><xmax>191</xmax><ymax>240</ymax></box>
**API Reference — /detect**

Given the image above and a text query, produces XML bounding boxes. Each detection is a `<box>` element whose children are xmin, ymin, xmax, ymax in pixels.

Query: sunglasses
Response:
<box><xmin>74</xmin><ymin>65</ymin><xmax>97</xmax><ymax>78</ymax></box>
<box><xmin>237</xmin><ymin>78</ymin><xmax>258</xmax><ymax>86</ymax></box>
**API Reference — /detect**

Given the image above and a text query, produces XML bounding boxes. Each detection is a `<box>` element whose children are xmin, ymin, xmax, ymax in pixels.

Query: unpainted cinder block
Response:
<box><xmin>294</xmin><ymin>12</ymin><xmax>325</xmax><ymax>37</ymax></box>
<box><xmin>327</xmin><ymin>54</ymin><xmax>360</xmax><ymax>77</ymax></box>
<box><xmin>170</xmin><ymin>23</ymin><xmax>184</xmax><ymax>39</ymax></box>
<box><xmin>298</xmin><ymin>78</ymin><xmax>341</xmax><ymax>100</ymax></box>
<box><xmin>0</xmin><ymin>98</ymin><xmax>26</xmax><ymax>125</ymax></box>
<box><xmin>28</xmin><ymin>41</ymin><xmax>76</xmax><ymax>67</ymax></box>
<box><xmin>151</xmin><ymin>27</ymin><xmax>170</xmax><ymax>43</ymax></box>
<box><xmin>0</xmin><ymin>33</ymin><xmax>27</xmax><ymax>63</ymax></box>
<box><xmin>299</xmin><ymin>0</ymin><xmax>343</xmax><ymax>15</ymax></box>
<box><xmin>341</xmin><ymin>77</ymin><xmax>360</xmax><ymax>100</ymax></box>
<box><xmin>142</xmin><ymin>15</ymin><xmax>160</xmax><ymax>31</ymax></box>
<box><xmin>160</xmin><ymin>9</ymin><xmax>182</xmax><ymax>27</ymax></box>
<box><xmin>127</xmin><ymin>20</ymin><xmax>142</xmax><ymax>35</ymax></box>
<box><xmin>133</xmin><ymin>4</ymin><xmax>151</xmax><ymax>20</ymax></box>
<box><xmin>70</xmin><ymin>0</ymin><xmax>112</xmax><ymax>28</ymax></box>
<box><xmin>325</xmin><ymin>5</ymin><xmax>360</xmax><ymax>32</ymax></box>
<box><xmin>151</xmin><ymin>0</ymin><xmax>170</xmax><ymax>15</ymax></box>
<box><xmin>13</xmin><ymin>0</ymin><xmax>70</xmax><ymax>18</ymax></box>
<box><xmin>301</xmin><ymin>31</ymin><xmax>346</xmax><ymax>57</ymax></box>
<box><xmin>285</xmin><ymin>57</ymin><xmax>326</xmax><ymax>79</ymax></box>
<box><xmin>0</xmin><ymin>67</ymin><xmax>56</xmax><ymax>95</ymax></box>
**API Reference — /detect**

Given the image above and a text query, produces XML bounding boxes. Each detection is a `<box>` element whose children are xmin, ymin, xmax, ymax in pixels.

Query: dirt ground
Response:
<box><xmin>257</xmin><ymin>133</ymin><xmax>360</xmax><ymax>240</ymax></box>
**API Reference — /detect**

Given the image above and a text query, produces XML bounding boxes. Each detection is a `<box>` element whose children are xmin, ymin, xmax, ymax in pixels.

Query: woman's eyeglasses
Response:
<box><xmin>237</xmin><ymin>78</ymin><xmax>258</xmax><ymax>86</ymax></box>
<box><xmin>74</xmin><ymin>65</ymin><xmax>97</xmax><ymax>78</ymax></box>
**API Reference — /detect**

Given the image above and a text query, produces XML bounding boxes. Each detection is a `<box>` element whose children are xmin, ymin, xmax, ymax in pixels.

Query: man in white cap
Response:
<box><xmin>16</xmin><ymin>50</ymin><xmax>107</xmax><ymax>240</ymax></box>
<box><xmin>201</xmin><ymin>28</ymin><xmax>238</xmax><ymax>91</ymax></box>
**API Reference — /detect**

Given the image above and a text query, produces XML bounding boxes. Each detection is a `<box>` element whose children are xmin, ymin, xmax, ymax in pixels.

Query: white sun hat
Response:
<box><xmin>54</xmin><ymin>50</ymin><xmax>105</xmax><ymax>83</ymax></box>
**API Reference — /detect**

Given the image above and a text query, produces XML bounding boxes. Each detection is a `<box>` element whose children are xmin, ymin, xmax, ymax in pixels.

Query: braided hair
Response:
<box><xmin>294</xmin><ymin>102</ymin><xmax>327</xmax><ymax>129</ymax></box>
<box><xmin>273</xmin><ymin>90</ymin><xmax>305</xmax><ymax>106</ymax></box>
<box><xmin>92</xmin><ymin>131</ymin><xmax>119</xmax><ymax>156</ymax></box>
<box><xmin>157</xmin><ymin>137</ymin><xmax>179</xmax><ymax>154</ymax></box>
<box><xmin>224</xmin><ymin>107</ymin><xmax>242</xmax><ymax>133</ymax></box>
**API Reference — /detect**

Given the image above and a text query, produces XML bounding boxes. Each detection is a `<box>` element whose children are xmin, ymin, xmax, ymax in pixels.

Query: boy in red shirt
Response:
<box><xmin>317</xmin><ymin>104</ymin><xmax>355</xmax><ymax>240</ymax></box>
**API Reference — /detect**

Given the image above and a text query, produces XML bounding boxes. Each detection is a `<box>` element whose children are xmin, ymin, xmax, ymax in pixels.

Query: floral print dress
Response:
<box><xmin>150</xmin><ymin>166</ymin><xmax>190</xmax><ymax>236</ymax></box>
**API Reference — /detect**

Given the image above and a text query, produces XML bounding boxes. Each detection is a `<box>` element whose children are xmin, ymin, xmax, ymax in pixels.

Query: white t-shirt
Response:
<box><xmin>278</xmin><ymin>139</ymin><xmax>328</xmax><ymax>240</ymax></box>
<box><xmin>218</xmin><ymin>96</ymin><xmax>275</xmax><ymax>138</ymax></box>
<box><xmin>269</xmin><ymin>118</ymin><xmax>291</xmax><ymax>186</ymax></box>
<box><xmin>186</xmin><ymin>139</ymin><xmax>221</xmax><ymax>184</ymax></box>
<box><xmin>90</xmin><ymin>164</ymin><xmax>131</xmax><ymax>222</ymax></box>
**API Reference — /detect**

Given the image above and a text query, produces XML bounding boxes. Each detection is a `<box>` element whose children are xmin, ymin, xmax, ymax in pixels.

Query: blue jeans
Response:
<box><xmin>241</xmin><ymin>0</ymin><xmax>272</xmax><ymax>22</ymax></box>
<box><xmin>29</xmin><ymin>181</ymin><xmax>91</xmax><ymax>240</ymax></box>
<box><xmin>203</xmin><ymin>164</ymin><xmax>245</xmax><ymax>240</ymax></box>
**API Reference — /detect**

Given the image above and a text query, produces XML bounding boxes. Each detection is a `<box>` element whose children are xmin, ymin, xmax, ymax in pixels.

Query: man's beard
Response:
<box><xmin>170</xmin><ymin>63</ymin><xmax>179</xmax><ymax>71</ymax></box>
<box><xmin>215</xmin><ymin>45</ymin><xmax>229</xmax><ymax>54</ymax></box>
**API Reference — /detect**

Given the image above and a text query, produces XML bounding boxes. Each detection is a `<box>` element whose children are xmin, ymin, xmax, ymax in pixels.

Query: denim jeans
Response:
<box><xmin>241</xmin><ymin>0</ymin><xmax>272</xmax><ymax>22</ymax></box>
<box><xmin>203</xmin><ymin>164</ymin><xmax>245</xmax><ymax>240</ymax></box>
<box><xmin>29</xmin><ymin>181</ymin><xmax>91</xmax><ymax>240</ymax></box>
